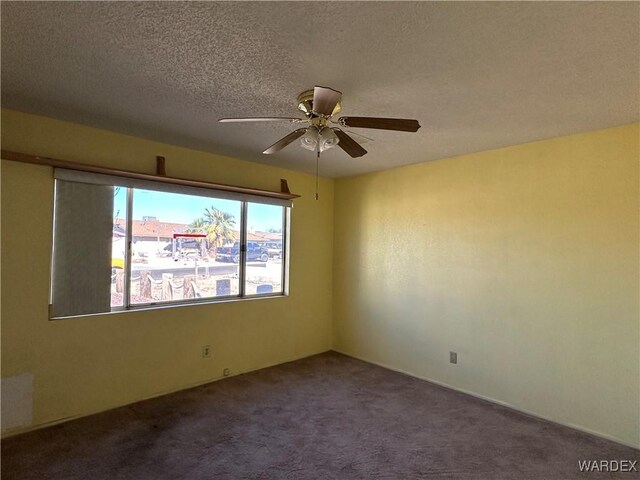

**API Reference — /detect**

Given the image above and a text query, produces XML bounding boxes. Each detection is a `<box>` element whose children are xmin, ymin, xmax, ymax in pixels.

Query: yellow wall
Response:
<box><xmin>333</xmin><ymin>124</ymin><xmax>640</xmax><ymax>447</ymax></box>
<box><xmin>1</xmin><ymin>109</ymin><xmax>334</xmax><ymax>435</ymax></box>
<box><xmin>3</xmin><ymin>109</ymin><xmax>638</xmax><ymax>448</ymax></box>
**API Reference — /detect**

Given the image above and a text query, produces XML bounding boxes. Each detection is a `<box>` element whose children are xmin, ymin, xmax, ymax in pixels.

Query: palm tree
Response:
<box><xmin>190</xmin><ymin>207</ymin><xmax>236</xmax><ymax>256</ymax></box>
<box><xmin>189</xmin><ymin>217</ymin><xmax>207</xmax><ymax>232</ymax></box>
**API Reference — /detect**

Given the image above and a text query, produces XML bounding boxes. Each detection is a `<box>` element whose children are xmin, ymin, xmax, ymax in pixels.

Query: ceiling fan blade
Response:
<box><xmin>339</xmin><ymin>128</ymin><xmax>374</xmax><ymax>144</ymax></box>
<box><xmin>219</xmin><ymin>117</ymin><xmax>303</xmax><ymax>123</ymax></box>
<box><xmin>339</xmin><ymin>117</ymin><xmax>421</xmax><ymax>132</ymax></box>
<box><xmin>263</xmin><ymin>128</ymin><xmax>307</xmax><ymax>155</ymax></box>
<box><xmin>333</xmin><ymin>129</ymin><xmax>367</xmax><ymax>158</ymax></box>
<box><xmin>312</xmin><ymin>86</ymin><xmax>342</xmax><ymax>116</ymax></box>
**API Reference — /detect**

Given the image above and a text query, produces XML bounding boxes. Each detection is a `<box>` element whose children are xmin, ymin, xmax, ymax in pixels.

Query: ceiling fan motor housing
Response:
<box><xmin>297</xmin><ymin>89</ymin><xmax>342</xmax><ymax>117</ymax></box>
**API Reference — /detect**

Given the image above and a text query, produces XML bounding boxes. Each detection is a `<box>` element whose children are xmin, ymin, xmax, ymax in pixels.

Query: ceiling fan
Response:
<box><xmin>219</xmin><ymin>86</ymin><xmax>421</xmax><ymax>158</ymax></box>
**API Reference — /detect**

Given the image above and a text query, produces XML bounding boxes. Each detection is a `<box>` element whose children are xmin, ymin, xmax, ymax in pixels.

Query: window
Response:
<box><xmin>245</xmin><ymin>203</ymin><xmax>285</xmax><ymax>295</ymax></box>
<box><xmin>50</xmin><ymin>169</ymin><xmax>290</xmax><ymax>318</ymax></box>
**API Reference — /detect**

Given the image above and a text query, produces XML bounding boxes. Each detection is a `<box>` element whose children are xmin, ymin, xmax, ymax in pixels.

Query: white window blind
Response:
<box><xmin>51</xmin><ymin>180</ymin><xmax>114</xmax><ymax>317</ymax></box>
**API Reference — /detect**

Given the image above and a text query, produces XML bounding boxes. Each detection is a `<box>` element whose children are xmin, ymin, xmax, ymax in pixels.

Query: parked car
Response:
<box><xmin>216</xmin><ymin>242</ymin><xmax>268</xmax><ymax>263</ymax></box>
<box><xmin>165</xmin><ymin>240</ymin><xmax>202</xmax><ymax>261</ymax></box>
<box><xmin>265</xmin><ymin>242</ymin><xmax>283</xmax><ymax>258</ymax></box>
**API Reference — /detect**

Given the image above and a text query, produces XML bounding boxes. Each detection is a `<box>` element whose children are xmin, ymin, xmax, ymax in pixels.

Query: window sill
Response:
<box><xmin>49</xmin><ymin>292</ymin><xmax>288</xmax><ymax>320</ymax></box>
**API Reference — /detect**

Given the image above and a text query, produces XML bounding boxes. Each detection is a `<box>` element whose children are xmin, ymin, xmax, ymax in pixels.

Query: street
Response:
<box><xmin>130</xmin><ymin>257</ymin><xmax>270</xmax><ymax>281</ymax></box>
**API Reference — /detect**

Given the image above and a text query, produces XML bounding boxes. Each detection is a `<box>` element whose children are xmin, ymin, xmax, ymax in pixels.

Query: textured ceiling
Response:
<box><xmin>2</xmin><ymin>2</ymin><xmax>638</xmax><ymax>178</ymax></box>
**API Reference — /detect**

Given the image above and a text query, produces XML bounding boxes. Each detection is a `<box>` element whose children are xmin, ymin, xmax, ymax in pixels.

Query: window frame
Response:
<box><xmin>50</xmin><ymin>171</ymin><xmax>291</xmax><ymax>319</ymax></box>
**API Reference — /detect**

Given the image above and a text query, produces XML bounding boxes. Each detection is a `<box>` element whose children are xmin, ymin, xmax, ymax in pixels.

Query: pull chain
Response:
<box><xmin>315</xmin><ymin>149</ymin><xmax>320</xmax><ymax>200</ymax></box>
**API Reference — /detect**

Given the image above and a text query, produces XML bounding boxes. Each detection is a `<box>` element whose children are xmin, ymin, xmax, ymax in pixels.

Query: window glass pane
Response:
<box><xmin>245</xmin><ymin>203</ymin><xmax>285</xmax><ymax>295</ymax></box>
<box><xmin>111</xmin><ymin>186</ymin><xmax>127</xmax><ymax>308</ymax></box>
<box><xmin>129</xmin><ymin>189</ymin><xmax>241</xmax><ymax>305</ymax></box>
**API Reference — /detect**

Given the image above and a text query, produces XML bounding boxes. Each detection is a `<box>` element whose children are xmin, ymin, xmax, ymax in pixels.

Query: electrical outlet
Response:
<box><xmin>449</xmin><ymin>351</ymin><xmax>457</xmax><ymax>364</ymax></box>
<box><xmin>202</xmin><ymin>345</ymin><xmax>211</xmax><ymax>358</ymax></box>
<box><xmin>223</xmin><ymin>368</ymin><xmax>230</xmax><ymax>377</ymax></box>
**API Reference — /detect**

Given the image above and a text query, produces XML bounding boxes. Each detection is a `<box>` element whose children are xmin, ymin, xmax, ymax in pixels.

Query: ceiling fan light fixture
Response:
<box><xmin>300</xmin><ymin>127</ymin><xmax>319</xmax><ymax>151</ymax></box>
<box><xmin>319</xmin><ymin>127</ymin><xmax>339</xmax><ymax>151</ymax></box>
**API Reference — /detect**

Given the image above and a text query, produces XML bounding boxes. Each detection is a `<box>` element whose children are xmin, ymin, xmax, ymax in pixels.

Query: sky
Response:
<box><xmin>114</xmin><ymin>188</ymin><xmax>284</xmax><ymax>232</ymax></box>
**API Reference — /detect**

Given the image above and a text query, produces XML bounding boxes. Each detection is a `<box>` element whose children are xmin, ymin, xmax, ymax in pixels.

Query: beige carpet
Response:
<box><xmin>2</xmin><ymin>352</ymin><xmax>638</xmax><ymax>479</ymax></box>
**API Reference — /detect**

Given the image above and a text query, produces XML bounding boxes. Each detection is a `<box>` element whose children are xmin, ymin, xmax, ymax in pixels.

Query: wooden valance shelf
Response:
<box><xmin>1</xmin><ymin>150</ymin><xmax>300</xmax><ymax>201</ymax></box>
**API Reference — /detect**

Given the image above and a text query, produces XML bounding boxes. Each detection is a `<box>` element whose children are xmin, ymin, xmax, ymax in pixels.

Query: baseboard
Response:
<box><xmin>332</xmin><ymin>349</ymin><xmax>640</xmax><ymax>451</ymax></box>
<box><xmin>1</xmin><ymin>349</ymin><xmax>332</xmax><ymax>439</ymax></box>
